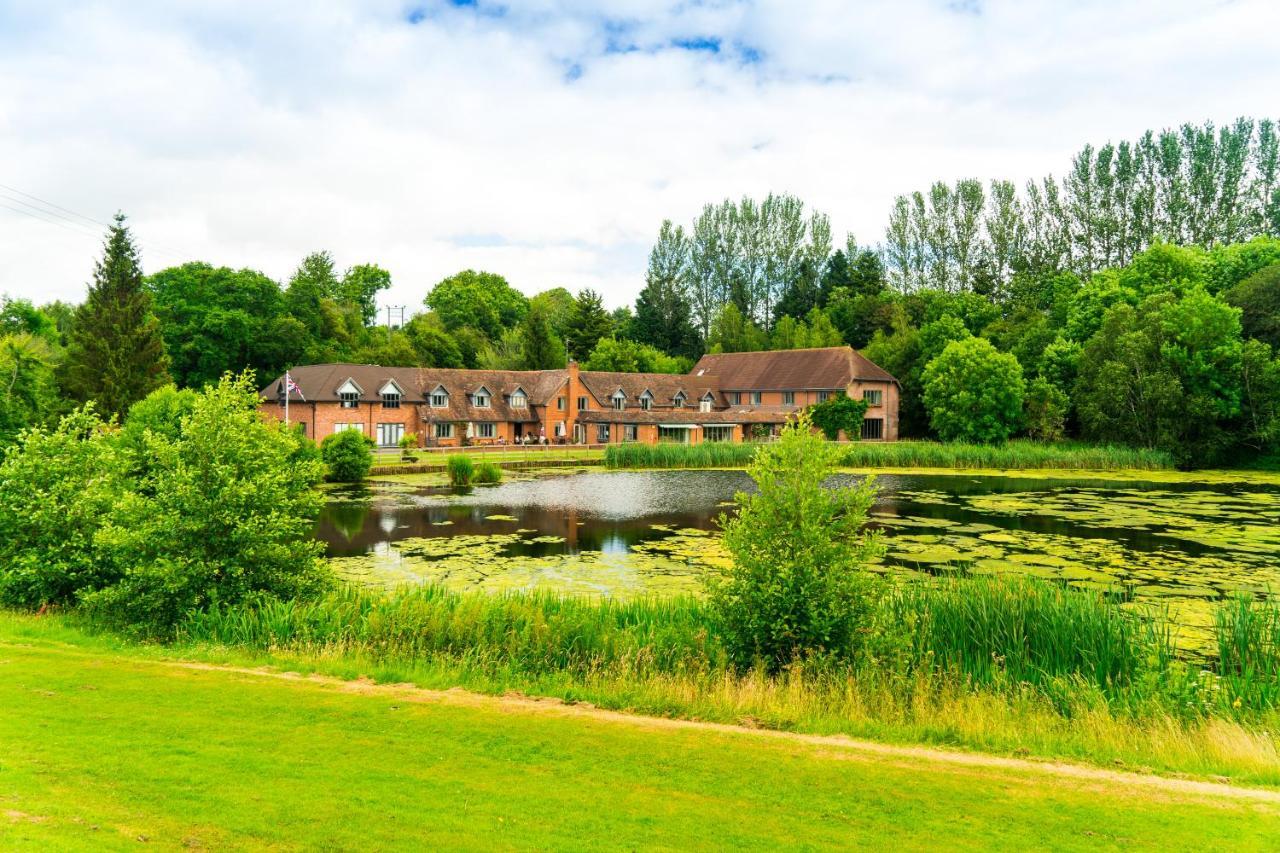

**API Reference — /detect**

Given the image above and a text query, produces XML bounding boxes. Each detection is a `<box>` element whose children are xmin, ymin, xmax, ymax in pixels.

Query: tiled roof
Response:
<box><xmin>576</xmin><ymin>407</ymin><xmax>799</xmax><ymax>425</ymax></box>
<box><xmin>260</xmin><ymin>364</ymin><xmax>567</xmax><ymax>406</ymax></box>
<box><xmin>689</xmin><ymin>346</ymin><xmax>897</xmax><ymax>390</ymax></box>
<box><xmin>577</xmin><ymin>371</ymin><xmax>722</xmax><ymax>408</ymax></box>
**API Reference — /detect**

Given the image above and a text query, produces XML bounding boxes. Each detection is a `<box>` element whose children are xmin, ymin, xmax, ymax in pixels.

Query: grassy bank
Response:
<box><xmin>605</xmin><ymin>439</ymin><xmax>1174</xmax><ymax>471</ymax></box>
<box><xmin>5</xmin><ymin>631</ymin><xmax>1276</xmax><ymax>849</ymax></box>
<box><xmin>161</xmin><ymin>578</ymin><xmax>1280</xmax><ymax>785</ymax></box>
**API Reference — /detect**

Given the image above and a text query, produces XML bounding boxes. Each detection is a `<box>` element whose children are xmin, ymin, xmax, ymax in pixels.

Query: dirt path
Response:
<box><xmin>94</xmin><ymin>652</ymin><xmax>1274</xmax><ymax>805</ymax></box>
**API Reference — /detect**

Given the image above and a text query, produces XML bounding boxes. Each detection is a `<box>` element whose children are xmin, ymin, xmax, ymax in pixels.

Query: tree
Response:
<box><xmin>340</xmin><ymin>264</ymin><xmax>391</xmax><ymax>326</ymax></box>
<box><xmin>1225</xmin><ymin>262</ymin><xmax>1280</xmax><ymax>350</ymax></box>
<box><xmin>1235</xmin><ymin>339</ymin><xmax>1280</xmax><ymax>455</ymax></box>
<box><xmin>923</xmin><ymin>337</ymin><xmax>1026</xmax><ymax>443</ymax></box>
<box><xmin>529</xmin><ymin>287</ymin><xmax>577</xmax><ymax>339</ymax></box>
<box><xmin>583</xmin><ymin>337</ymin><xmax>689</xmax><ymax>374</ymax></box>
<box><xmin>403</xmin><ymin>313</ymin><xmax>464</xmax><ymax>368</ymax></box>
<box><xmin>708</xmin><ymin>412</ymin><xmax>883</xmax><ymax>670</ymax></box>
<box><xmin>0</xmin><ymin>334</ymin><xmax>59</xmax><ymax>446</ymax></box>
<box><xmin>59</xmin><ymin>213</ymin><xmax>170</xmax><ymax>416</ymax></box>
<box><xmin>148</xmin><ymin>262</ymin><xmax>295</xmax><ymax>387</ymax></box>
<box><xmin>707</xmin><ymin>303</ymin><xmax>767</xmax><ymax>354</ymax></box>
<box><xmin>321</xmin><ymin>429</ymin><xmax>375</xmax><ymax>482</ymax></box>
<box><xmin>0</xmin><ymin>297</ymin><xmax>58</xmax><ymax>343</ymax></box>
<box><xmin>517</xmin><ymin>303</ymin><xmax>566</xmax><ymax>369</ymax></box>
<box><xmin>284</xmin><ymin>252</ymin><xmax>352</xmax><ymax>361</ymax></box>
<box><xmin>1023</xmin><ymin>378</ymin><xmax>1068</xmax><ymax>441</ymax></box>
<box><xmin>564</xmin><ymin>288</ymin><xmax>612</xmax><ymax>361</ymax></box>
<box><xmin>809</xmin><ymin>395</ymin><xmax>870</xmax><ymax>440</ymax></box>
<box><xmin>633</xmin><ymin>238</ymin><xmax>701</xmax><ymax>359</ymax></box>
<box><xmin>425</xmin><ymin>270</ymin><xmax>528</xmax><ymax>340</ymax></box>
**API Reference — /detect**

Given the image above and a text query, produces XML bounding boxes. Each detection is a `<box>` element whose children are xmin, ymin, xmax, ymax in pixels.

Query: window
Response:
<box><xmin>863</xmin><ymin>389</ymin><xmax>883</xmax><ymax>406</ymax></box>
<box><xmin>704</xmin><ymin>425</ymin><xmax>735</xmax><ymax>443</ymax></box>
<box><xmin>700</xmin><ymin>393</ymin><xmax>714</xmax><ymax>413</ymax></box>
<box><xmin>860</xmin><ymin>417</ymin><xmax>884</xmax><ymax>440</ymax></box>
<box><xmin>510</xmin><ymin>390</ymin><xmax>527</xmax><ymax>408</ymax></box>
<box><xmin>377</xmin><ymin>423</ymin><xmax>404</xmax><ymax>447</ymax></box>
<box><xmin>339</xmin><ymin>391</ymin><xmax>359</xmax><ymax>409</ymax></box>
<box><xmin>596</xmin><ymin>423</ymin><xmax>610</xmax><ymax>443</ymax></box>
<box><xmin>476</xmin><ymin>422</ymin><xmax>496</xmax><ymax>439</ymax></box>
<box><xmin>782</xmin><ymin>391</ymin><xmax>795</xmax><ymax>406</ymax></box>
<box><xmin>382</xmin><ymin>392</ymin><xmax>400</xmax><ymax>409</ymax></box>
<box><xmin>639</xmin><ymin>392</ymin><xmax>652</xmax><ymax>411</ymax></box>
<box><xmin>673</xmin><ymin>392</ymin><xmax>686</xmax><ymax>409</ymax></box>
<box><xmin>434</xmin><ymin>423</ymin><xmax>454</xmax><ymax>439</ymax></box>
<box><xmin>557</xmin><ymin>396</ymin><xmax>565</xmax><ymax>411</ymax></box>
<box><xmin>624</xmin><ymin>424</ymin><xmax>638</xmax><ymax>442</ymax></box>
<box><xmin>333</xmin><ymin>423</ymin><xmax>364</xmax><ymax>435</ymax></box>
<box><xmin>430</xmin><ymin>389</ymin><xmax>448</xmax><ymax>408</ymax></box>
<box><xmin>817</xmin><ymin>390</ymin><xmax>831</xmax><ymax>403</ymax></box>
<box><xmin>577</xmin><ymin>396</ymin><xmax>588</xmax><ymax>411</ymax></box>
<box><xmin>750</xmin><ymin>392</ymin><xmax>761</xmax><ymax>405</ymax></box>
<box><xmin>730</xmin><ymin>392</ymin><xmax>742</xmax><ymax>405</ymax></box>
<box><xmin>555</xmin><ymin>421</ymin><xmax>565</xmax><ymax>437</ymax></box>
<box><xmin>612</xmin><ymin>391</ymin><xmax>626</xmax><ymax>411</ymax></box>
<box><xmin>473</xmin><ymin>390</ymin><xmax>491</xmax><ymax>408</ymax></box>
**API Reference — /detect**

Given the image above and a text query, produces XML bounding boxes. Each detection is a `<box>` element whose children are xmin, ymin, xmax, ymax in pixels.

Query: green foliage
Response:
<box><xmin>1023</xmin><ymin>377</ymin><xmax>1068</xmax><ymax>442</ymax></box>
<box><xmin>427</xmin><ymin>270</ymin><xmax>528</xmax><ymax>340</ymax></box>
<box><xmin>633</xmin><ymin>237</ymin><xmax>701</xmax><ymax>359</ymax></box>
<box><xmin>0</xmin><ymin>376</ymin><xmax>328</xmax><ymax>634</ymax></box>
<box><xmin>0</xmin><ymin>333</ymin><xmax>59</xmax><ymax>446</ymax></box>
<box><xmin>59</xmin><ymin>214</ymin><xmax>171</xmax><ymax>416</ymax></box>
<box><xmin>604</xmin><ymin>442</ymin><xmax>761</xmax><ymax>469</ymax></box>
<box><xmin>923</xmin><ymin>338</ymin><xmax>1025</xmax><ymax>443</ymax></box>
<box><xmin>473</xmin><ymin>461</ymin><xmax>503</xmax><ymax>484</ymax></box>
<box><xmin>707</xmin><ymin>303</ymin><xmax>767</xmax><ymax>353</ymax></box>
<box><xmin>564</xmin><ymin>288</ymin><xmax>613</xmax><ymax>362</ymax></box>
<box><xmin>1224</xmin><ymin>262</ymin><xmax>1280</xmax><ymax>351</ymax></box>
<box><xmin>517</xmin><ymin>303</ymin><xmax>566</xmax><ymax>369</ymax></box>
<box><xmin>339</xmin><ymin>263</ymin><xmax>391</xmax><ymax>326</ymax></box>
<box><xmin>583</xmin><ymin>337</ymin><xmax>690</xmax><ymax>374</ymax></box>
<box><xmin>446</xmin><ymin>454</ymin><xmax>475</xmax><ymax>487</ymax></box>
<box><xmin>808</xmin><ymin>394</ymin><xmax>869</xmax><ymax>440</ymax></box>
<box><xmin>834</xmin><ymin>439</ymin><xmax>1172</xmax><ymax>470</ymax></box>
<box><xmin>118</xmin><ymin>385</ymin><xmax>200</xmax><ymax>469</ymax></box>
<box><xmin>709</xmin><ymin>414</ymin><xmax>883</xmax><ymax>669</ymax></box>
<box><xmin>321</xmin><ymin>429</ymin><xmax>374</xmax><ymax>483</ymax></box>
<box><xmin>402</xmin><ymin>313</ymin><xmax>465</xmax><ymax>368</ymax></box>
<box><xmin>147</xmin><ymin>262</ymin><xmax>297</xmax><ymax>388</ymax></box>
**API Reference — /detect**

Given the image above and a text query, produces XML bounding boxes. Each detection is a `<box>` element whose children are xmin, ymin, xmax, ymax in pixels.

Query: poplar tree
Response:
<box><xmin>60</xmin><ymin>213</ymin><xmax>169</xmax><ymax>416</ymax></box>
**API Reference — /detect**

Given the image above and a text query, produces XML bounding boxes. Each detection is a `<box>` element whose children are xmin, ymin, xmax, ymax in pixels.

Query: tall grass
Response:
<box><xmin>1217</xmin><ymin>594</ymin><xmax>1280</xmax><ymax>709</ymax></box>
<box><xmin>473</xmin><ymin>461</ymin><xmax>503</xmax><ymax>484</ymax></box>
<box><xmin>604</xmin><ymin>439</ymin><xmax>1172</xmax><ymax>471</ymax></box>
<box><xmin>446</xmin><ymin>454</ymin><xmax>474</xmax><ymax>486</ymax></box>
<box><xmin>605</xmin><ymin>442</ymin><xmax>762</xmax><ymax>469</ymax></box>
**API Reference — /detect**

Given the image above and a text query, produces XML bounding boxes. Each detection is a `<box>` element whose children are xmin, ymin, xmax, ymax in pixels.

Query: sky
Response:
<box><xmin>2</xmin><ymin>0</ymin><xmax>1279</xmax><ymax>314</ymax></box>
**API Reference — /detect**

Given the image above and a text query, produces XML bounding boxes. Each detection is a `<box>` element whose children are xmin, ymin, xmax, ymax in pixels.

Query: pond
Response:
<box><xmin>319</xmin><ymin>468</ymin><xmax>1280</xmax><ymax>643</ymax></box>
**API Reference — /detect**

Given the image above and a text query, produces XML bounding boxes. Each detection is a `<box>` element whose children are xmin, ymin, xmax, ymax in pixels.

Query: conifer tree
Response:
<box><xmin>564</xmin><ymin>288</ymin><xmax>612</xmax><ymax>361</ymax></box>
<box><xmin>60</xmin><ymin>213</ymin><xmax>169</xmax><ymax>416</ymax></box>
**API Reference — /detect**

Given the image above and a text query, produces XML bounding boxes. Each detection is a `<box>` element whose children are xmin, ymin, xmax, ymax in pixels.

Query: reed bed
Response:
<box><xmin>182</xmin><ymin>577</ymin><xmax>1280</xmax><ymax>719</ymax></box>
<box><xmin>473</xmin><ymin>461</ymin><xmax>503</xmax><ymax>484</ymax></box>
<box><xmin>446</xmin><ymin>454</ymin><xmax>475</xmax><ymax>486</ymax></box>
<box><xmin>604</xmin><ymin>439</ymin><xmax>1173</xmax><ymax>471</ymax></box>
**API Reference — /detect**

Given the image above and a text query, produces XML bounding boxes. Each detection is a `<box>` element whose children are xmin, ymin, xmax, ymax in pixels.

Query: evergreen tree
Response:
<box><xmin>632</xmin><ymin>273</ymin><xmax>699</xmax><ymax>359</ymax></box>
<box><xmin>518</xmin><ymin>304</ymin><xmax>566</xmax><ymax>369</ymax></box>
<box><xmin>59</xmin><ymin>214</ymin><xmax>170</xmax><ymax>416</ymax></box>
<box><xmin>564</xmin><ymin>288</ymin><xmax>612</xmax><ymax>361</ymax></box>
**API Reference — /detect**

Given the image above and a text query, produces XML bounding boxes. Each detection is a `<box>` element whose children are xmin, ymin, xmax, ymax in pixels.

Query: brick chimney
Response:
<box><xmin>565</xmin><ymin>359</ymin><xmax>580</xmax><ymax>442</ymax></box>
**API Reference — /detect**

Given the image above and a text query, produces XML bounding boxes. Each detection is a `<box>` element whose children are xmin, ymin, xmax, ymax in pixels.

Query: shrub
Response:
<box><xmin>923</xmin><ymin>337</ymin><xmax>1026</xmax><ymax>443</ymax></box>
<box><xmin>398</xmin><ymin>432</ymin><xmax>419</xmax><ymax>460</ymax></box>
<box><xmin>473</xmin><ymin>461</ymin><xmax>502</xmax><ymax>484</ymax></box>
<box><xmin>808</xmin><ymin>395</ymin><xmax>869</xmax><ymax>440</ymax></box>
<box><xmin>708</xmin><ymin>412</ymin><xmax>883</xmax><ymax>670</ymax></box>
<box><xmin>447</xmin><ymin>454</ymin><xmax>474</xmax><ymax>486</ymax></box>
<box><xmin>321</xmin><ymin>429</ymin><xmax>374</xmax><ymax>482</ymax></box>
<box><xmin>1023</xmin><ymin>377</ymin><xmax>1068</xmax><ymax>442</ymax></box>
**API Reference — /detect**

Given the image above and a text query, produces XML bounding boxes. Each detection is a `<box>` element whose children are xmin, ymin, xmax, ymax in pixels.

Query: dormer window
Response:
<box><xmin>700</xmin><ymin>392</ymin><xmax>714</xmax><ymax>413</ymax></box>
<box><xmin>510</xmin><ymin>389</ymin><xmax>527</xmax><ymax>409</ymax></box>
<box><xmin>673</xmin><ymin>392</ymin><xmax>686</xmax><ymax>409</ymax></box>
<box><xmin>379</xmin><ymin>380</ymin><xmax>403</xmax><ymax>409</ymax></box>
<box><xmin>430</xmin><ymin>386</ymin><xmax>448</xmax><ymax>408</ymax></box>
<box><xmin>336</xmin><ymin>378</ymin><xmax>362</xmax><ymax>409</ymax></box>
<box><xmin>639</xmin><ymin>391</ymin><xmax>653</xmax><ymax>411</ymax></box>
<box><xmin>473</xmin><ymin>388</ymin><xmax>491</xmax><ymax>408</ymax></box>
<box><xmin>612</xmin><ymin>390</ymin><xmax>626</xmax><ymax>411</ymax></box>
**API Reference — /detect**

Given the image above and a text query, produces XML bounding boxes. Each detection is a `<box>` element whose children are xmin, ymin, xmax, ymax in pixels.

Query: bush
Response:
<box><xmin>923</xmin><ymin>337</ymin><xmax>1026</xmax><ymax>443</ymax></box>
<box><xmin>1023</xmin><ymin>377</ymin><xmax>1068</xmax><ymax>442</ymax></box>
<box><xmin>447</xmin><ymin>454</ymin><xmax>474</xmax><ymax>486</ymax></box>
<box><xmin>808</xmin><ymin>395</ymin><xmax>869</xmax><ymax>440</ymax></box>
<box><xmin>708</xmin><ymin>412</ymin><xmax>883</xmax><ymax>670</ymax></box>
<box><xmin>398</xmin><ymin>432</ymin><xmax>418</xmax><ymax>461</ymax></box>
<box><xmin>321</xmin><ymin>429</ymin><xmax>374</xmax><ymax>482</ymax></box>
<box><xmin>0</xmin><ymin>375</ymin><xmax>330</xmax><ymax>635</ymax></box>
<box><xmin>473</xmin><ymin>461</ymin><xmax>502</xmax><ymax>484</ymax></box>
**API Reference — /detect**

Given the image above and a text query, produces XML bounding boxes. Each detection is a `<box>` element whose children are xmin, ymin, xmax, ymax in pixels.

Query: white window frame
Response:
<box><xmin>473</xmin><ymin>388</ymin><xmax>491</xmax><ymax>408</ymax></box>
<box><xmin>430</xmin><ymin>386</ymin><xmax>448</xmax><ymax>408</ymax></box>
<box><xmin>434</xmin><ymin>422</ymin><xmax>454</xmax><ymax>439</ymax></box>
<box><xmin>817</xmin><ymin>390</ymin><xmax>832</xmax><ymax>403</ymax></box>
<box><xmin>750</xmin><ymin>392</ymin><xmax>761</xmax><ymax>405</ymax></box>
<box><xmin>623</xmin><ymin>423</ymin><xmax>638</xmax><ymax>442</ymax></box>
<box><xmin>377</xmin><ymin>422</ymin><xmax>404</xmax><ymax>447</ymax></box>
<box><xmin>612</xmin><ymin>390</ymin><xmax>626</xmax><ymax>411</ymax></box>
<box><xmin>596</xmin><ymin>423</ymin><xmax>610</xmax><ymax>443</ymax></box>
<box><xmin>863</xmin><ymin>389</ymin><xmax>883</xmax><ymax>406</ymax></box>
<box><xmin>476</xmin><ymin>422</ymin><xmax>496</xmax><ymax>439</ymax></box>
<box><xmin>333</xmin><ymin>423</ymin><xmax>364</xmax><ymax>435</ymax></box>
<box><xmin>639</xmin><ymin>391</ymin><xmax>653</xmax><ymax>411</ymax></box>
<box><xmin>673</xmin><ymin>392</ymin><xmax>686</xmax><ymax>409</ymax></box>
<box><xmin>510</xmin><ymin>389</ymin><xmax>528</xmax><ymax>409</ymax></box>
<box><xmin>782</xmin><ymin>391</ymin><xmax>795</xmax><ymax>405</ymax></box>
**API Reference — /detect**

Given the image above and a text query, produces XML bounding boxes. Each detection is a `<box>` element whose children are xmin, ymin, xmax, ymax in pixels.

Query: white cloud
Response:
<box><xmin>1</xmin><ymin>0</ymin><xmax>1278</xmax><ymax>311</ymax></box>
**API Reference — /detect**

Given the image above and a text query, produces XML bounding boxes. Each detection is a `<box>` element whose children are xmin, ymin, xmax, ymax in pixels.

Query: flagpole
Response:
<box><xmin>284</xmin><ymin>369</ymin><xmax>290</xmax><ymax>426</ymax></box>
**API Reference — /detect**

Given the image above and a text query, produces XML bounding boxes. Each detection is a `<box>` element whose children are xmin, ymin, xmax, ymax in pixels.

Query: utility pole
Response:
<box><xmin>385</xmin><ymin>305</ymin><xmax>406</xmax><ymax>339</ymax></box>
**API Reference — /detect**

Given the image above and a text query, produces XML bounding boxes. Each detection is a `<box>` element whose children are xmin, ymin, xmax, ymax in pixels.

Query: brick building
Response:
<box><xmin>258</xmin><ymin>346</ymin><xmax>899</xmax><ymax>447</ymax></box>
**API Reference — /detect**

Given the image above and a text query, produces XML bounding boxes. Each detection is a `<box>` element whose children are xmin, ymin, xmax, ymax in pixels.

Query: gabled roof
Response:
<box><xmin>689</xmin><ymin>346</ymin><xmax>898</xmax><ymax>390</ymax></box>
<box><xmin>577</xmin><ymin>370</ymin><xmax>721</xmax><ymax>408</ymax></box>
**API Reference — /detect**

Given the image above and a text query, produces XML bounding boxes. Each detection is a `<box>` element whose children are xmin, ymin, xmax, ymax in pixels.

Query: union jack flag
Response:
<box><xmin>285</xmin><ymin>372</ymin><xmax>305</xmax><ymax>401</ymax></box>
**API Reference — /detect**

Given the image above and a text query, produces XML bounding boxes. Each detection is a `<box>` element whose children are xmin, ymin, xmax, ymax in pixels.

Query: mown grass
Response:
<box><xmin>171</xmin><ymin>577</ymin><xmax>1280</xmax><ymax>784</ymax></box>
<box><xmin>5</xmin><ymin>630</ymin><xmax>1276</xmax><ymax>849</ymax></box>
<box><xmin>604</xmin><ymin>439</ymin><xmax>1175</xmax><ymax>471</ymax></box>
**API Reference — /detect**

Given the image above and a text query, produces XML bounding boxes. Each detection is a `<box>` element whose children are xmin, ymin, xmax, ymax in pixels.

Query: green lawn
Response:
<box><xmin>2</xmin><ymin>630</ymin><xmax>1278</xmax><ymax>850</ymax></box>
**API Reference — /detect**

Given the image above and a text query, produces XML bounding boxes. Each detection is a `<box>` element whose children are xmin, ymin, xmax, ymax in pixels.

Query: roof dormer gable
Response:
<box><xmin>378</xmin><ymin>379</ymin><xmax>404</xmax><ymax>397</ymax></box>
<box><xmin>336</xmin><ymin>378</ymin><xmax>363</xmax><ymax>397</ymax></box>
